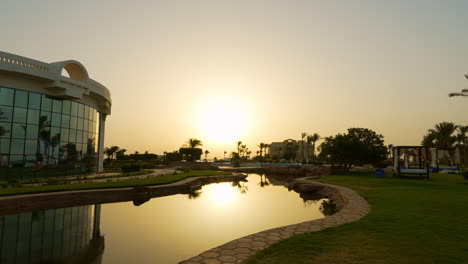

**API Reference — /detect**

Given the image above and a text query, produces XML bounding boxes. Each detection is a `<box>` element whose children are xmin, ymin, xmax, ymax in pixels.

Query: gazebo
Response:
<box><xmin>393</xmin><ymin>146</ymin><xmax>430</xmax><ymax>179</ymax></box>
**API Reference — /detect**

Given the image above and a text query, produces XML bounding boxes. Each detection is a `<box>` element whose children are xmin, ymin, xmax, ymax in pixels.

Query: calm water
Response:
<box><xmin>0</xmin><ymin>174</ymin><xmax>332</xmax><ymax>264</ymax></box>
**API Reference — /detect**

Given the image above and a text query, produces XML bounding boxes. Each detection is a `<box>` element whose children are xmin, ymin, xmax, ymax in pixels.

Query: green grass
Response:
<box><xmin>245</xmin><ymin>172</ymin><xmax>468</xmax><ymax>264</ymax></box>
<box><xmin>0</xmin><ymin>170</ymin><xmax>230</xmax><ymax>197</ymax></box>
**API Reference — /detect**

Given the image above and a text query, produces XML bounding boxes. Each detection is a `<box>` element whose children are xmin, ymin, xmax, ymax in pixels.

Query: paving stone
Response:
<box><xmin>218</xmin><ymin>256</ymin><xmax>237</xmax><ymax>262</ymax></box>
<box><xmin>201</xmin><ymin>252</ymin><xmax>219</xmax><ymax>258</ymax></box>
<box><xmin>219</xmin><ymin>249</ymin><xmax>236</xmax><ymax>256</ymax></box>
<box><xmin>202</xmin><ymin>258</ymin><xmax>221</xmax><ymax>264</ymax></box>
<box><xmin>234</xmin><ymin>247</ymin><xmax>252</xmax><ymax>254</ymax></box>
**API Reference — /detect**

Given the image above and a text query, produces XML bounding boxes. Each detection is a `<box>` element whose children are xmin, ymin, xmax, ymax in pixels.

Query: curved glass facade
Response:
<box><xmin>0</xmin><ymin>87</ymin><xmax>99</xmax><ymax>178</ymax></box>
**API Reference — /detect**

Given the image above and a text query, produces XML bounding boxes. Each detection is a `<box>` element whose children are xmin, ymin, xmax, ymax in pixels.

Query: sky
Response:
<box><xmin>2</xmin><ymin>0</ymin><xmax>468</xmax><ymax>158</ymax></box>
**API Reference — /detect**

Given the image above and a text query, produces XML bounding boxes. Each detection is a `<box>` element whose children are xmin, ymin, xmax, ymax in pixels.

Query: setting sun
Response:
<box><xmin>197</xmin><ymin>96</ymin><xmax>250</xmax><ymax>145</ymax></box>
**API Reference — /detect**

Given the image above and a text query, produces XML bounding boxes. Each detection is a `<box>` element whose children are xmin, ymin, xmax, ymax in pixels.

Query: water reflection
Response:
<box><xmin>0</xmin><ymin>174</ymin><xmax>333</xmax><ymax>264</ymax></box>
<box><xmin>0</xmin><ymin>205</ymin><xmax>103</xmax><ymax>264</ymax></box>
<box><xmin>320</xmin><ymin>200</ymin><xmax>338</xmax><ymax>216</ymax></box>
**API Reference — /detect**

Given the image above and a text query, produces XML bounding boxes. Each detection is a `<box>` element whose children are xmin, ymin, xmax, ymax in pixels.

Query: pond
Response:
<box><xmin>0</xmin><ymin>173</ymin><xmax>334</xmax><ymax>264</ymax></box>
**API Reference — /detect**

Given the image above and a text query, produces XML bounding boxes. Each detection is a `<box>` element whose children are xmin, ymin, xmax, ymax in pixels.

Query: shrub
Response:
<box><xmin>45</xmin><ymin>178</ymin><xmax>66</xmax><ymax>186</ymax></box>
<box><xmin>121</xmin><ymin>164</ymin><xmax>141</xmax><ymax>173</ymax></box>
<box><xmin>7</xmin><ymin>178</ymin><xmax>22</xmax><ymax>187</ymax></box>
<box><xmin>373</xmin><ymin>161</ymin><xmax>390</xmax><ymax>169</ymax></box>
<box><xmin>175</xmin><ymin>167</ymin><xmax>191</xmax><ymax>173</ymax></box>
<box><xmin>310</xmin><ymin>160</ymin><xmax>325</xmax><ymax>166</ymax></box>
<box><xmin>461</xmin><ymin>170</ymin><xmax>468</xmax><ymax>180</ymax></box>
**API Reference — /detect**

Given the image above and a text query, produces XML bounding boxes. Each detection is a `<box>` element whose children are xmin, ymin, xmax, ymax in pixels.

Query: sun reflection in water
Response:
<box><xmin>207</xmin><ymin>183</ymin><xmax>237</xmax><ymax>206</ymax></box>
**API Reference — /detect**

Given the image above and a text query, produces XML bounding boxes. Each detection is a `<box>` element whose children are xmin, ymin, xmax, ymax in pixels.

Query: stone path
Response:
<box><xmin>179</xmin><ymin>178</ymin><xmax>370</xmax><ymax>264</ymax></box>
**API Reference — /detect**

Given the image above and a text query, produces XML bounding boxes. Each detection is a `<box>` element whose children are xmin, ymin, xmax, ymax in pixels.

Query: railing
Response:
<box><xmin>0</xmin><ymin>52</ymin><xmax>50</xmax><ymax>72</ymax></box>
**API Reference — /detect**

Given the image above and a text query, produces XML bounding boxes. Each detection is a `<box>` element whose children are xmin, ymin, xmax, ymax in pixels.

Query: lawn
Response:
<box><xmin>245</xmin><ymin>171</ymin><xmax>468</xmax><ymax>264</ymax></box>
<box><xmin>0</xmin><ymin>170</ymin><xmax>231</xmax><ymax>197</ymax></box>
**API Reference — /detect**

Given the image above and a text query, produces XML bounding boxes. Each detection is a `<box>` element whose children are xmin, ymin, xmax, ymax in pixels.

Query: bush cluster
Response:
<box><xmin>461</xmin><ymin>170</ymin><xmax>468</xmax><ymax>180</ymax></box>
<box><xmin>121</xmin><ymin>164</ymin><xmax>141</xmax><ymax>173</ymax></box>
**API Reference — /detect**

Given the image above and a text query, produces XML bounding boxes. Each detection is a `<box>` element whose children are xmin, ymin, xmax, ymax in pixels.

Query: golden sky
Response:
<box><xmin>2</xmin><ymin>0</ymin><xmax>468</xmax><ymax>157</ymax></box>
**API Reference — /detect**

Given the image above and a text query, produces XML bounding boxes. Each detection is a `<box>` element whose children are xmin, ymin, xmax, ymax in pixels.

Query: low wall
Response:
<box><xmin>169</xmin><ymin>161</ymin><xmax>219</xmax><ymax>170</ymax></box>
<box><xmin>264</xmin><ymin>165</ymin><xmax>331</xmax><ymax>177</ymax></box>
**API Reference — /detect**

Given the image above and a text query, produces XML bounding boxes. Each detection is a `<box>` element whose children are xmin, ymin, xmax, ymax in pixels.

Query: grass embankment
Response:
<box><xmin>245</xmin><ymin>172</ymin><xmax>468</xmax><ymax>264</ymax></box>
<box><xmin>0</xmin><ymin>170</ymin><xmax>230</xmax><ymax>197</ymax></box>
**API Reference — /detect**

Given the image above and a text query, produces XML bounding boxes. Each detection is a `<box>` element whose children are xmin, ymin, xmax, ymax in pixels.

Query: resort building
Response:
<box><xmin>0</xmin><ymin>51</ymin><xmax>111</xmax><ymax>178</ymax></box>
<box><xmin>269</xmin><ymin>139</ymin><xmax>312</xmax><ymax>162</ymax></box>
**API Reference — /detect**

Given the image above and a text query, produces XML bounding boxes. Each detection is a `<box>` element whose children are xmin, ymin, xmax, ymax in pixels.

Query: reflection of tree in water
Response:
<box><xmin>258</xmin><ymin>173</ymin><xmax>270</xmax><ymax>188</ymax></box>
<box><xmin>231</xmin><ymin>180</ymin><xmax>249</xmax><ymax>194</ymax></box>
<box><xmin>0</xmin><ymin>110</ymin><xmax>8</xmax><ymax>154</ymax></box>
<box><xmin>38</xmin><ymin>115</ymin><xmax>51</xmax><ymax>164</ymax></box>
<box><xmin>319</xmin><ymin>200</ymin><xmax>337</xmax><ymax>216</ymax></box>
<box><xmin>186</xmin><ymin>187</ymin><xmax>202</xmax><ymax>199</ymax></box>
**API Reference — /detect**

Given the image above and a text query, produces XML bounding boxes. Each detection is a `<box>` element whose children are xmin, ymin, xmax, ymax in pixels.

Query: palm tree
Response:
<box><xmin>204</xmin><ymin>150</ymin><xmax>210</xmax><ymax>160</ymax></box>
<box><xmin>257</xmin><ymin>143</ymin><xmax>265</xmax><ymax>157</ymax></box>
<box><xmin>421</xmin><ymin>131</ymin><xmax>437</xmax><ymax>147</ymax></box>
<box><xmin>309</xmin><ymin>133</ymin><xmax>321</xmax><ymax>159</ymax></box>
<box><xmin>448</xmin><ymin>74</ymin><xmax>468</xmax><ymax>98</ymax></box>
<box><xmin>387</xmin><ymin>144</ymin><xmax>394</xmax><ymax>158</ymax></box>
<box><xmin>224</xmin><ymin>151</ymin><xmax>227</xmax><ymax>160</ymax></box>
<box><xmin>0</xmin><ymin>110</ymin><xmax>8</xmax><ymax>152</ymax></box>
<box><xmin>306</xmin><ymin>135</ymin><xmax>313</xmax><ymax>163</ymax></box>
<box><xmin>0</xmin><ymin>126</ymin><xmax>7</xmax><ymax>154</ymax></box>
<box><xmin>429</xmin><ymin>122</ymin><xmax>458</xmax><ymax>149</ymax></box>
<box><xmin>237</xmin><ymin>141</ymin><xmax>242</xmax><ymax>155</ymax></box>
<box><xmin>116</xmin><ymin>149</ymin><xmax>127</xmax><ymax>160</ymax></box>
<box><xmin>456</xmin><ymin>125</ymin><xmax>468</xmax><ymax>146</ymax></box>
<box><xmin>301</xmin><ymin>132</ymin><xmax>307</xmax><ymax>162</ymax></box>
<box><xmin>186</xmin><ymin>138</ymin><xmax>203</xmax><ymax>148</ymax></box>
<box><xmin>104</xmin><ymin>146</ymin><xmax>120</xmax><ymax>161</ymax></box>
<box><xmin>104</xmin><ymin>147</ymin><xmax>114</xmax><ymax>161</ymax></box>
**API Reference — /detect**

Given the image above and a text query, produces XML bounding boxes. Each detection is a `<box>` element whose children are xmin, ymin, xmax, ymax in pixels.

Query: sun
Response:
<box><xmin>197</xmin><ymin>96</ymin><xmax>249</xmax><ymax>144</ymax></box>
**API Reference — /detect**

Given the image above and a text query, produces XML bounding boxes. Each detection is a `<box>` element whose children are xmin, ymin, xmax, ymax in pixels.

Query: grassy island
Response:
<box><xmin>0</xmin><ymin>170</ymin><xmax>230</xmax><ymax>197</ymax></box>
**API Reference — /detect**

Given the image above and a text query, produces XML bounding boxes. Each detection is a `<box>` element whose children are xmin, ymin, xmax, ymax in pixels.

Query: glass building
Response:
<box><xmin>0</xmin><ymin>51</ymin><xmax>111</xmax><ymax>178</ymax></box>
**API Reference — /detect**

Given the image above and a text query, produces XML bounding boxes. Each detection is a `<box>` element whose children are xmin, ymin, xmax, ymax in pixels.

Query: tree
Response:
<box><xmin>186</xmin><ymin>138</ymin><xmax>203</xmax><ymax>148</ymax></box>
<box><xmin>310</xmin><ymin>133</ymin><xmax>321</xmax><ymax>159</ymax></box>
<box><xmin>0</xmin><ymin>110</ymin><xmax>8</xmax><ymax>152</ymax></box>
<box><xmin>179</xmin><ymin>148</ymin><xmax>203</xmax><ymax>161</ymax></box>
<box><xmin>104</xmin><ymin>146</ymin><xmax>120</xmax><ymax>161</ymax></box>
<box><xmin>387</xmin><ymin>144</ymin><xmax>394</xmax><ymax>158</ymax></box>
<box><xmin>456</xmin><ymin>125</ymin><xmax>468</xmax><ymax>146</ymax></box>
<box><xmin>224</xmin><ymin>151</ymin><xmax>227</xmax><ymax>160</ymax></box>
<box><xmin>257</xmin><ymin>143</ymin><xmax>265</xmax><ymax>157</ymax></box>
<box><xmin>421</xmin><ymin>122</ymin><xmax>458</xmax><ymax>149</ymax></box>
<box><xmin>319</xmin><ymin>128</ymin><xmax>387</xmax><ymax>171</ymax></box>
<box><xmin>301</xmin><ymin>132</ymin><xmax>307</xmax><ymax>162</ymax></box>
<box><xmin>231</xmin><ymin>152</ymin><xmax>241</xmax><ymax>167</ymax></box>
<box><xmin>104</xmin><ymin>147</ymin><xmax>114</xmax><ymax>161</ymax></box>
<box><xmin>204</xmin><ymin>150</ymin><xmax>210</xmax><ymax>160</ymax></box>
<box><xmin>115</xmin><ymin>149</ymin><xmax>127</xmax><ymax>160</ymax></box>
<box><xmin>237</xmin><ymin>141</ymin><xmax>242</xmax><ymax>154</ymax></box>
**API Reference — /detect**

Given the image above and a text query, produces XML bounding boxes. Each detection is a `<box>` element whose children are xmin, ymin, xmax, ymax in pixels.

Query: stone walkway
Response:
<box><xmin>179</xmin><ymin>178</ymin><xmax>370</xmax><ymax>264</ymax></box>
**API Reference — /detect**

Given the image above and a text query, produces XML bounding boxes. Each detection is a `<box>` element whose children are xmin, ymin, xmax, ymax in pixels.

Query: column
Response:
<box><xmin>92</xmin><ymin>204</ymin><xmax>101</xmax><ymax>238</ymax></box>
<box><xmin>97</xmin><ymin>113</ymin><xmax>107</xmax><ymax>173</ymax></box>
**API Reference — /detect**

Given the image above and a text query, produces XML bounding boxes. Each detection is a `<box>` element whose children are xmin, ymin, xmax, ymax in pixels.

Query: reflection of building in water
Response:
<box><xmin>0</xmin><ymin>205</ymin><xmax>103</xmax><ymax>264</ymax></box>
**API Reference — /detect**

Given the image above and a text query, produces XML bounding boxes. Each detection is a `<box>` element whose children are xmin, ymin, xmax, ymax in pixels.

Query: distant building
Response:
<box><xmin>0</xmin><ymin>51</ymin><xmax>112</xmax><ymax>177</ymax></box>
<box><xmin>269</xmin><ymin>139</ymin><xmax>312</xmax><ymax>162</ymax></box>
